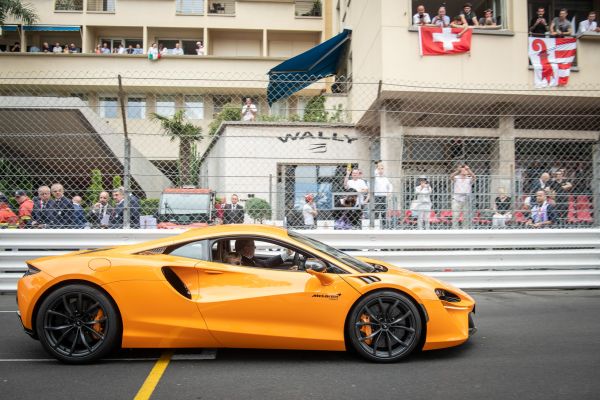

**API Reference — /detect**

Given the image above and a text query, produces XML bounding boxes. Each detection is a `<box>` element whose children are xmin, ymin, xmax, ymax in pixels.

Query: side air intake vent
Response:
<box><xmin>162</xmin><ymin>267</ymin><xmax>191</xmax><ymax>299</ymax></box>
<box><xmin>355</xmin><ymin>275</ymin><xmax>382</xmax><ymax>284</ymax></box>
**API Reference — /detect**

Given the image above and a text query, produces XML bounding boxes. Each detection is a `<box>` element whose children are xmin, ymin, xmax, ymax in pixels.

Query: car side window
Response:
<box><xmin>168</xmin><ymin>240</ymin><xmax>210</xmax><ymax>261</ymax></box>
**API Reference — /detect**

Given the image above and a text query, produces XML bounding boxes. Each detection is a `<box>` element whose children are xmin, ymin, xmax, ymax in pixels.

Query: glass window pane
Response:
<box><xmin>156</xmin><ymin>96</ymin><xmax>176</xmax><ymax>117</ymax></box>
<box><xmin>176</xmin><ymin>0</ymin><xmax>204</xmax><ymax>14</ymax></box>
<box><xmin>184</xmin><ymin>96</ymin><xmax>204</xmax><ymax>120</ymax></box>
<box><xmin>99</xmin><ymin>97</ymin><xmax>118</xmax><ymax>118</ymax></box>
<box><xmin>127</xmin><ymin>97</ymin><xmax>146</xmax><ymax>119</ymax></box>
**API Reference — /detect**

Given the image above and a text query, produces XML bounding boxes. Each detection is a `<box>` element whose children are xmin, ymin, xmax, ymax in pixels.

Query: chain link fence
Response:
<box><xmin>0</xmin><ymin>71</ymin><xmax>598</xmax><ymax>230</ymax></box>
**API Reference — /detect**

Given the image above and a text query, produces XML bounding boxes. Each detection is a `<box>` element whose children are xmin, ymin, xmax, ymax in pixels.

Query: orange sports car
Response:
<box><xmin>17</xmin><ymin>225</ymin><xmax>476</xmax><ymax>364</ymax></box>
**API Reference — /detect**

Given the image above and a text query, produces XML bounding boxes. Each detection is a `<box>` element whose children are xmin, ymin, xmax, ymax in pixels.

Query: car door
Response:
<box><xmin>193</xmin><ymin>236</ymin><xmax>360</xmax><ymax>350</ymax></box>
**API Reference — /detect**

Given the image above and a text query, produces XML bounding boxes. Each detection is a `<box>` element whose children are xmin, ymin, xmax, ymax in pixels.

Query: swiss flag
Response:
<box><xmin>419</xmin><ymin>26</ymin><xmax>472</xmax><ymax>56</ymax></box>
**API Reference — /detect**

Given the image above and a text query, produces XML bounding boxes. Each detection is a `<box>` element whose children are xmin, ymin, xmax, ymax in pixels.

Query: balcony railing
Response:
<box><xmin>208</xmin><ymin>0</ymin><xmax>235</xmax><ymax>15</ymax></box>
<box><xmin>87</xmin><ymin>0</ymin><xmax>116</xmax><ymax>13</ymax></box>
<box><xmin>295</xmin><ymin>0</ymin><xmax>322</xmax><ymax>17</ymax></box>
<box><xmin>176</xmin><ymin>0</ymin><xmax>204</xmax><ymax>15</ymax></box>
<box><xmin>54</xmin><ymin>0</ymin><xmax>83</xmax><ymax>12</ymax></box>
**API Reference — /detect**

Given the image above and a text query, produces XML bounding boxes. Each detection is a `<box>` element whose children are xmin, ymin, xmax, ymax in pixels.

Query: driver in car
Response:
<box><xmin>235</xmin><ymin>239</ymin><xmax>295</xmax><ymax>269</ymax></box>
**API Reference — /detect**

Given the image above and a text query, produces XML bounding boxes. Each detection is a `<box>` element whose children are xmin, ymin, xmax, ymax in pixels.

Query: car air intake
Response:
<box><xmin>161</xmin><ymin>267</ymin><xmax>191</xmax><ymax>299</ymax></box>
<box><xmin>355</xmin><ymin>276</ymin><xmax>382</xmax><ymax>284</ymax></box>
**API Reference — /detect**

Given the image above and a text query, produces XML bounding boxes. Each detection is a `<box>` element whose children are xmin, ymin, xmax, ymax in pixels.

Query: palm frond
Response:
<box><xmin>0</xmin><ymin>0</ymin><xmax>39</xmax><ymax>25</ymax></box>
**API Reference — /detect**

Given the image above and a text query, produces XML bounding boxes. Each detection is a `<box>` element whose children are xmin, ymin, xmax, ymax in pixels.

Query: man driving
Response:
<box><xmin>235</xmin><ymin>239</ymin><xmax>293</xmax><ymax>269</ymax></box>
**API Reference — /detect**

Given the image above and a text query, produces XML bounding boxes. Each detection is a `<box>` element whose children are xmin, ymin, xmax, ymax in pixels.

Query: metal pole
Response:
<box><xmin>593</xmin><ymin>139</ymin><xmax>600</xmax><ymax>227</ymax></box>
<box><xmin>269</xmin><ymin>173</ymin><xmax>273</xmax><ymax>217</ymax></box>
<box><xmin>118</xmin><ymin>74</ymin><xmax>131</xmax><ymax>229</ymax></box>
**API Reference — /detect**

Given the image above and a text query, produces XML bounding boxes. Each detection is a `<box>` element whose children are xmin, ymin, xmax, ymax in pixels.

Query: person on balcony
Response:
<box><xmin>172</xmin><ymin>43</ymin><xmax>184</xmax><ymax>56</ymax></box>
<box><xmin>579</xmin><ymin>11</ymin><xmax>599</xmax><ymax>33</ymax></box>
<box><xmin>413</xmin><ymin>4</ymin><xmax>431</xmax><ymax>26</ymax></box>
<box><xmin>550</xmin><ymin>9</ymin><xmax>573</xmax><ymax>37</ymax></box>
<box><xmin>478</xmin><ymin>9</ymin><xmax>498</xmax><ymax>28</ymax></box>
<box><xmin>241</xmin><ymin>98</ymin><xmax>257</xmax><ymax>121</ymax></box>
<box><xmin>460</xmin><ymin>2</ymin><xmax>479</xmax><ymax>26</ymax></box>
<box><xmin>529</xmin><ymin>7</ymin><xmax>549</xmax><ymax>36</ymax></box>
<box><xmin>430</xmin><ymin>6</ymin><xmax>450</xmax><ymax>27</ymax></box>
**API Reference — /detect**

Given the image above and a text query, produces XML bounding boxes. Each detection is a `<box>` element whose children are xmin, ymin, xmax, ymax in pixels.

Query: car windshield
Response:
<box><xmin>288</xmin><ymin>231</ymin><xmax>376</xmax><ymax>273</ymax></box>
<box><xmin>159</xmin><ymin>193</ymin><xmax>210</xmax><ymax>215</ymax></box>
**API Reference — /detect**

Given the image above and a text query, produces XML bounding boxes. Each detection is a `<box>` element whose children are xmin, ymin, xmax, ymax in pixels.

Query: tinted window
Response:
<box><xmin>169</xmin><ymin>240</ymin><xmax>209</xmax><ymax>261</ymax></box>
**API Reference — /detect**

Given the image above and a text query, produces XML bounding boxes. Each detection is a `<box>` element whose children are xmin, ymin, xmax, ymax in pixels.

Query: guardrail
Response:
<box><xmin>1</xmin><ymin>229</ymin><xmax>599</xmax><ymax>291</ymax></box>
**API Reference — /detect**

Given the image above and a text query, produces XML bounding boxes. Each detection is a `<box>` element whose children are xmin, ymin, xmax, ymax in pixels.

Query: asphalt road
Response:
<box><xmin>1</xmin><ymin>290</ymin><xmax>599</xmax><ymax>400</ymax></box>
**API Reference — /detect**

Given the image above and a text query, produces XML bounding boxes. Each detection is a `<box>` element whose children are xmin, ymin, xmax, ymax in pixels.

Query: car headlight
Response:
<box><xmin>435</xmin><ymin>288</ymin><xmax>461</xmax><ymax>303</ymax></box>
<box><xmin>23</xmin><ymin>264</ymin><xmax>41</xmax><ymax>277</ymax></box>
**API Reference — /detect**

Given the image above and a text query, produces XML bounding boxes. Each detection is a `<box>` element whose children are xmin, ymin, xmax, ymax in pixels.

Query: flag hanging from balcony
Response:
<box><xmin>418</xmin><ymin>26</ymin><xmax>472</xmax><ymax>56</ymax></box>
<box><xmin>528</xmin><ymin>37</ymin><xmax>576</xmax><ymax>88</ymax></box>
<box><xmin>267</xmin><ymin>29</ymin><xmax>351</xmax><ymax>106</ymax></box>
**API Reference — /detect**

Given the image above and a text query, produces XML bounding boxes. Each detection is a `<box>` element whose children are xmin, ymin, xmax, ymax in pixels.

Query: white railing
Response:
<box><xmin>1</xmin><ymin>229</ymin><xmax>599</xmax><ymax>291</ymax></box>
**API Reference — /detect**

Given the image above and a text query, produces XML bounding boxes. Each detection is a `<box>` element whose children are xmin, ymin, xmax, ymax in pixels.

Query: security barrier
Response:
<box><xmin>1</xmin><ymin>228</ymin><xmax>599</xmax><ymax>291</ymax></box>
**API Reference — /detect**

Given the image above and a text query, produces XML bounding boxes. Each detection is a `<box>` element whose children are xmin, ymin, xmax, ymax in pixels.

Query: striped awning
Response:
<box><xmin>23</xmin><ymin>25</ymin><xmax>81</xmax><ymax>32</ymax></box>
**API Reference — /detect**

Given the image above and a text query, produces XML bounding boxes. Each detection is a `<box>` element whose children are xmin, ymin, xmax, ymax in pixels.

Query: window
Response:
<box><xmin>156</xmin><ymin>96</ymin><xmax>176</xmax><ymax>117</ymax></box>
<box><xmin>169</xmin><ymin>240</ymin><xmax>210</xmax><ymax>260</ymax></box>
<box><xmin>99</xmin><ymin>97</ymin><xmax>118</xmax><ymax>118</ymax></box>
<box><xmin>270</xmin><ymin>99</ymin><xmax>288</xmax><ymax>118</ymax></box>
<box><xmin>127</xmin><ymin>97</ymin><xmax>146</xmax><ymax>119</ymax></box>
<box><xmin>412</xmin><ymin>0</ymin><xmax>507</xmax><ymax>29</ymax></box>
<box><xmin>527</xmin><ymin>0</ymin><xmax>594</xmax><ymax>34</ymax></box>
<box><xmin>88</xmin><ymin>0</ymin><xmax>115</xmax><ymax>12</ymax></box>
<box><xmin>55</xmin><ymin>0</ymin><xmax>83</xmax><ymax>11</ymax></box>
<box><xmin>296</xmin><ymin>96</ymin><xmax>310</xmax><ymax>119</ymax></box>
<box><xmin>177</xmin><ymin>0</ymin><xmax>204</xmax><ymax>14</ymax></box>
<box><xmin>184</xmin><ymin>96</ymin><xmax>204</xmax><ymax>120</ymax></box>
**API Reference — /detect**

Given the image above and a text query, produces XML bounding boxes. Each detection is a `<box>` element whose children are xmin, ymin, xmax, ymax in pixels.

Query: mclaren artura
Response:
<box><xmin>17</xmin><ymin>225</ymin><xmax>476</xmax><ymax>363</ymax></box>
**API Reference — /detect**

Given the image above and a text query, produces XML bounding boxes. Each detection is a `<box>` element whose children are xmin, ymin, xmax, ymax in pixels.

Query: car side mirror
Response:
<box><xmin>305</xmin><ymin>258</ymin><xmax>326</xmax><ymax>273</ymax></box>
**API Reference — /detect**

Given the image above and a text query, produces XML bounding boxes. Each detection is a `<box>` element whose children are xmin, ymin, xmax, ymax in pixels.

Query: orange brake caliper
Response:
<box><xmin>360</xmin><ymin>314</ymin><xmax>373</xmax><ymax>345</ymax></box>
<box><xmin>92</xmin><ymin>309</ymin><xmax>104</xmax><ymax>336</ymax></box>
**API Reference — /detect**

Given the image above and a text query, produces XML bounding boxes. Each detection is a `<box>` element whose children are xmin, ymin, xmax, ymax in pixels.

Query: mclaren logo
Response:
<box><xmin>312</xmin><ymin>293</ymin><xmax>342</xmax><ymax>301</ymax></box>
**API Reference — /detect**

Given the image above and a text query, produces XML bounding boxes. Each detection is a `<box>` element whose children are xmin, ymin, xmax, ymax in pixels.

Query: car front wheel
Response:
<box><xmin>35</xmin><ymin>284</ymin><xmax>120</xmax><ymax>364</ymax></box>
<box><xmin>348</xmin><ymin>291</ymin><xmax>422</xmax><ymax>362</ymax></box>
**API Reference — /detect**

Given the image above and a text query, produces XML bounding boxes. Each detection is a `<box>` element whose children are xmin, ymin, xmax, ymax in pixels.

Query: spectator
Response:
<box><xmin>41</xmin><ymin>42</ymin><xmax>51</xmax><ymax>53</ymax></box>
<box><xmin>47</xmin><ymin>183</ymin><xmax>74</xmax><ymax>228</ymax></box>
<box><xmin>127</xmin><ymin>189</ymin><xmax>141</xmax><ymax>228</ymax></box>
<box><xmin>529</xmin><ymin>7</ymin><xmax>549</xmax><ymax>36</ymax></box>
<box><xmin>344</xmin><ymin>167</ymin><xmax>369</xmax><ymax>207</ymax></box>
<box><xmin>94</xmin><ymin>44</ymin><xmax>102</xmax><ymax>54</ymax></box>
<box><xmin>68</xmin><ymin>43</ymin><xmax>79</xmax><ymax>53</ymax></box>
<box><xmin>100</xmin><ymin>43</ymin><xmax>111</xmax><ymax>54</ymax></box>
<box><xmin>550</xmin><ymin>169</ymin><xmax>573</xmax><ymax>225</ymax></box>
<box><xmin>133</xmin><ymin>44</ymin><xmax>144</xmax><ymax>55</ymax></box>
<box><xmin>530</xmin><ymin>172</ymin><xmax>552</xmax><ymax>198</ymax></box>
<box><xmin>334</xmin><ymin>189</ymin><xmax>361</xmax><ymax>230</ymax></box>
<box><xmin>450</xmin><ymin>164</ymin><xmax>476</xmax><ymax>229</ymax></box>
<box><xmin>0</xmin><ymin>193</ymin><xmax>18</xmax><ymax>227</ymax></box>
<box><xmin>550</xmin><ymin>9</ymin><xmax>573</xmax><ymax>37</ymax></box>
<box><xmin>117</xmin><ymin>44</ymin><xmax>127</xmax><ymax>54</ymax></box>
<box><xmin>14</xmin><ymin>190</ymin><xmax>34</xmax><ymax>227</ymax></box>
<box><xmin>72</xmin><ymin>196</ymin><xmax>87</xmax><ymax>228</ymax></box>
<box><xmin>195</xmin><ymin>41</ymin><xmax>205</xmax><ymax>55</ymax></box>
<box><xmin>373</xmin><ymin>162</ymin><xmax>393</xmax><ymax>228</ymax></box>
<box><xmin>148</xmin><ymin>43</ymin><xmax>159</xmax><ymax>59</ymax></box>
<box><xmin>172</xmin><ymin>43</ymin><xmax>184</xmax><ymax>55</ymax></box>
<box><xmin>241</xmin><ymin>98</ymin><xmax>257</xmax><ymax>121</ymax></box>
<box><xmin>478</xmin><ymin>9</ymin><xmax>498</xmax><ymax>28</ymax></box>
<box><xmin>52</xmin><ymin>42</ymin><xmax>62</xmax><ymax>53</ymax></box>
<box><xmin>302</xmin><ymin>194</ymin><xmax>318</xmax><ymax>229</ymax></box>
<box><xmin>579</xmin><ymin>11</ymin><xmax>599</xmax><ymax>33</ymax></box>
<box><xmin>412</xmin><ymin>176</ymin><xmax>432</xmax><ymax>230</ymax></box>
<box><xmin>492</xmin><ymin>187</ymin><xmax>512</xmax><ymax>227</ymax></box>
<box><xmin>223</xmin><ymin>194</ymin><xmax>244</xmax><ymax>224</ymax></box>
<box><xmin>89</xmin><ymin>191</ymin><xmax>111</xmax><ymax>228</ymax></box>
<box><xmin>109</xmin><ymin>188</ymin><xmax>125</xmax><ymax>228</ymax></box>
<box><xmin>526</xmin><ymin>190</ymin><xmax>556</xmax><ymax>228</ymax></box>
<box><xmin>431</xmin><ymin>6</ymin><xmax>450</xmax><ymax>27</ymax></box>
<box><xmin>160</xmin><ymin>44</ymin><xmax>169</xmax><ymax>56</ymax></box>
<box><xmin>62</xmin><ymin>46</ymin><xmax>70</xmax><ymax>54</ymax></box>
<box><xmin>450</xmin><ymin>15</ymin><xmax>470</xmax><ymax>36</ymax></box>
<box><xmin>10</xmin><ymin>42</ymin><xmax>21</xmax><ymax>52</ymax></box>
<box><xmin>460</xmin><ymin>3</ymin><xmax>479</xmax><ymax>26</ymax></box>
<box><xmin>29</xmin><ymin>45</ymin><xmax>40</xmax><ymax>52</ymax></box>
<box><xmin>31</xmin><ymin>186</ymin><xmax>51</xmax><ymax>228</ymax></box>
<box><xmin>413</xmin><ymin>4</ymin><xmax>431</xmax><ymax>26</ymax></box>
<box><xmin>126</xmin><ymin>45</ymin><xmax>135</xmax><ymax>55</ymax></box>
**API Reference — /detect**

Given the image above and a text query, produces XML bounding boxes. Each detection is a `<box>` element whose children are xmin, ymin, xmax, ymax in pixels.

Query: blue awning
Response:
<box><xmin>23</xmin><ymin>25</ymin><xmax>81</xmax><ymax>32</ymax></box>
<box><xmin>267</xmin><ymin>29</ymin><xmax>351</xmax><ymax>105</ymax></box>
<box><xmin>1</xmin><ymin>25</ymin><xmax>19</xmax><ymax>32</ymax></box>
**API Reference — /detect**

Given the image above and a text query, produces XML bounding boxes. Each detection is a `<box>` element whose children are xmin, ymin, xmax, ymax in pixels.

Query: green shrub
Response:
<box><xmin>140</xmin><ymin>198</ymin><xmax>160</xmax><ymax>216</ymax></box>
<box><xmin>209</xmin><ymin>103</ymin><xmax>242</xmax><ymax>136</ymax></box>
<box><xmin>245</xmin><ymin>197</ymin><xmax>272</xmax><ymax>223</ymax></box>
<box><xmin>303</xmin><ymin>95</ymin><xmax>328</xmax><ymax>122</ymax></box>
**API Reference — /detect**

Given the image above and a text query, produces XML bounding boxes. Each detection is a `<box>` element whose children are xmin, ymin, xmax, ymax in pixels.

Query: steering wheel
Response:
<box><xmin>293</xmin><ymin>251</ymin><xmax>306</xmax><ymax>271</ymax></box>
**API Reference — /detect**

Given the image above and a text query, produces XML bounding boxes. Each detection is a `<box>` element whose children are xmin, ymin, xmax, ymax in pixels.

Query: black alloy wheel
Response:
<box><xmin>348</xmin><ymin>291</ymin><xmax>422</xmax><ymax>362</ymax></box>
<box><xmin>35</xmin><ymin>284</ymin><xmax>120</xmax><ymax>364</ymax></box>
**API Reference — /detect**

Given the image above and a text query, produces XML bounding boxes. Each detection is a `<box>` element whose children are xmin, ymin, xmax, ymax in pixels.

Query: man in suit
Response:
<box><xmin>47</xmin><ymin>183</ymin><xmax>74</xmax><ymax>228</ymax></box>
<box><xmin>89</xmin><ymin>191</ymin><xmax>111</xmax><ymax>228</ymax></box>
<box><xmin>31</xmin><ymin>186</ymin><xmax>52</xmax><ymax>228</ymax></box>
<box><xmin>234</xmin><ymin>239</ymin><xmax>290</xmax><ymax>268</ymax></box>
<box><xmin>223</xmin><ymin>194</ymin><xmax>244</xmax><ymax>224</ymax></box>
<box><xmin>109</xmin><ymin>188</ymin><xmax>125</xmax><ymax>228</ymax></box>
<box><xmin>71</xmin><ymin>196</ymin><xmax>87</xmax><ymax>228</ymax></box>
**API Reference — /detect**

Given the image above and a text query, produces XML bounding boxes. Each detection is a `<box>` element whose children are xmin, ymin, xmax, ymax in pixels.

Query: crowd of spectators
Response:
<box><xmin>0</xmin><ymin>185</ymin><xmax>140</xmax><ymax>229</ymax></box>
<box><xmin>8</xmin><ymin>40</ymin><xmax>206</xmax><ymax>55</ymax></box>
<box><xmin>414</xmin><ymin>3</ymin><xmax>500</xmax><ymax>29</ymax></box>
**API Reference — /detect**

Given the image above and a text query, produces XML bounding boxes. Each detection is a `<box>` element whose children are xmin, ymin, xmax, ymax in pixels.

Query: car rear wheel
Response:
<box><xmin>35</xmin><ymin>284</ymin><xmax>120</xmax><ymax>364</ymax></box>
<box><xmin>348</xmin><ymin>291</ymin><xmax>422</xmax><ymax>363</ymax></box>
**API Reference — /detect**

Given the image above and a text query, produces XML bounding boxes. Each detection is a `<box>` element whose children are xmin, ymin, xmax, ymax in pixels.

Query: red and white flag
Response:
<box><xmin>528</xmin><ymin>37</ymin><xmax>576</xmax><ymax>88</ymax></box>
<box><xmin>418</xmin><ymin>26</ymin><xmax>472</xmax><ymax>56</ymax></box>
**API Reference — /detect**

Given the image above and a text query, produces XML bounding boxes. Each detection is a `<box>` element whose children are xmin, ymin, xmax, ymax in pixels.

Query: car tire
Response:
<box><xmin>347</xmin><ymin>290</ymin><xmax>422</xmax><ymax>363</ymax></box>
<box><xmin>35</xmin><ymin>284</ymin><xmax>120</xmax><ymax>364</ymax></box>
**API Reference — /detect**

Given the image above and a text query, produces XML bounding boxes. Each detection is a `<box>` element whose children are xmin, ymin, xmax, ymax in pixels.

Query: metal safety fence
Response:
<box><xmin>0</xmin><ymin>71</ymin><xmax>599</xmax><ymax>230</ymax></box>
